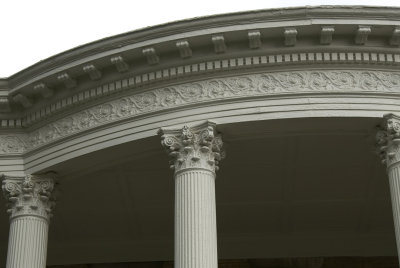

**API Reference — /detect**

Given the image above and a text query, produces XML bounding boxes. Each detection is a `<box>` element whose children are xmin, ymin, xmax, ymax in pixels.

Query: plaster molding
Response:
<box><xmin>159</xmin><ymin>121</ymin><xmax>224</xmax><ymax>173</ymax></box>
<box><xmin>355</xmin><ymin>25</ymin><xmax>372</xmax><ymax>45</ymax></box>
<box><xmin>16</xmin><ymin>50</ymin><xmax>400</xmax><ymax>128</ymax></box>
<box><xmin>4</xmin><ymin>6</ymin><xmax>400</xmax><ymax>110</ymax></box>
<box><xmin>57</xmin><ymin>72</ymin><xmax>77</xmax><ymax>89</ymax></box>
<box><xmin>377</xmin><ymin>114</ymin><xmax>400</xmax><ymax>167</ymax></box>
<box><xmin>2</xmin><ymin>69</ymin><xmax>400</xmax><ymax>155</ymax></box>
<box><xmin>320</xmin><ymin>26</ymin><xmax>335</xmax><ymax>45</ymax></box>
<box><xmin>1</xmin><ymin>174</ymin><xmax>56</xmax><ymax>221</ymax></box>
<box><xmin>375</xmin><ymin>113</ymin><xmax>400</xmax><ymax>261</ymax></box>
<box><xmin>391</xmin><ymin>26</ymin><xmax>400</xmax><ymax>46</ymax></box>
<box><xmin>33</xmin><ymin>83</ymin><xmax>53</xmax><ymax>98</ymax></box>
<box><xmin>248</xmin><ymin>30</ymin><xmax>262</xmax><ymax>49</ymax></box>
<box><xmin>111</xmin><ymin>56</ymin><xmax>130</xmax><ymax>73</ymax></box>
<box><xmin>0</xmin><ymin>135</ymin><xmax>29</xmax><ymax>154</ymax></box>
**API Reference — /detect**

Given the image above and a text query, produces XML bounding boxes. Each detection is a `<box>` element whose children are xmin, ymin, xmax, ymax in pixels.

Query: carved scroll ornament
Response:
<box><xmin>1</xmin><ymin>70</ymin><xmax>400</xmax><ymax>155</ymax></box>
<box><xmin>159</xmin><ymin>121</ymin><xmax>224</xmax><ymax>173</ymax></box>
<box><xmin>377</xmin><ymin>114</ymin><xmax>400</xmax><ymax>166</ymax></box>
<box><xmin>1</xmin><ymin>174</ymin><xmax>56</xmax><ymax>221</ymax></box>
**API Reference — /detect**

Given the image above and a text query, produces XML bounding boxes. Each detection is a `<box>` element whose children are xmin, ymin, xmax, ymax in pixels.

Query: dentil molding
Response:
<box><xmin>1</xmin><ymin>69</ymin><xmax>400</xmax><ymax>156</ymax></box>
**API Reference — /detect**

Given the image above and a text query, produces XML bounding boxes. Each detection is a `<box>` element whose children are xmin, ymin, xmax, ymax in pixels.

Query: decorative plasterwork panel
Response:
<box><xmin>1</xmin><ymin>70</ymin><xmax>400</xmax><ymax>155</ymax></box>
<box><xmin>0</xmin><ymin>135</ymin><xmax>29</xmax><ymax>154</ymax></box>
<box><xmin>19</xmin><ymin>51</ymin><xmax>400</xmax><ymax>128</ymax></box>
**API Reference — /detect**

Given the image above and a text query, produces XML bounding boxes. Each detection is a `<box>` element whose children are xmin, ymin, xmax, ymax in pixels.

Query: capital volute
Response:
<box><xmin>1</xmin><ymin>174</ymin><xmax>56</xmax><ymax>221</ymax></box>
<box><xmin>159</xmin><ymin>121</ymin><xmax>224</xmax><ymax>173</ymax></box>
<box><xmin>376</xmin><ymin>113</ymin><xmax>400</xmax><ymax>166</ymax></box>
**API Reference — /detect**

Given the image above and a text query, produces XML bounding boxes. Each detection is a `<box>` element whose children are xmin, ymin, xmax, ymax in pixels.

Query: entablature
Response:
<box><xmin>0</xmin><ymin>7</ymin><xmax>399</xmax><ymax>126</ymax></box>
<box><xmin>0</xmin><ymin>6</ymin><xmax>400</xmax><ymax>170</ymax></box>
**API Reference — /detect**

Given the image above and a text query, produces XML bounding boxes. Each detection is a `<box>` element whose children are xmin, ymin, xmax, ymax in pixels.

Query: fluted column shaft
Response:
<box><xmin>160</xmin><ymin>121</ymin><xmax>224</xmax><ymax>268</ymax></box>
<box><xmin>1</xmin><ymin>174</ymin><xmax>56</xmax><ymax>268</ymax></box>
<box><xmin>388</xmin><ymin>164</ymin><xmax>400</xmax><ymax>257</ymax></box>
<box><xmin>6</xmin><ymin>216</ymin><xmax>49</xmax><ymax>268</ymax></box>
<box><xmin>377</xmin><ymin>114</ymin><xmax>400</xmax><ymax>264</ymax></box>
<box><xmin>175</xmin><ymin>169</ymin><xmax>217</xmax><ymax>268</ymax></box>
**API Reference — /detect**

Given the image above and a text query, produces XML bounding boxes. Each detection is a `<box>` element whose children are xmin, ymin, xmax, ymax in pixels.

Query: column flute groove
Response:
<box><xmin>159</xmin><ymin>121</ymin><xmax>224</xmax><ymax>268</ymax></box>
<box><xmin>377</xmin><ymin>113</ymin><xmax>400</xmax><ymax>265</ymax></box>
<box><xmin>1</xmin><ymin>174</ymin><xmax>56</xmax><ymax>268</ymax></box>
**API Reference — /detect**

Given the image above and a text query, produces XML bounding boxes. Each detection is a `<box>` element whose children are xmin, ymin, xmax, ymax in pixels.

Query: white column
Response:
<box><xmin>377</xmin><ymin>113</ymin><xmax>400</xmax><ymax>264</ymax></box>
<box><xmin>1</xmin><ymin>174</ymin><xmax>56</xmax><ymax>268</ymax></box>
<box><xmin>159</xmin><ymin>121</ymin><xmax>224</xmax><ymax>268</ymax></box>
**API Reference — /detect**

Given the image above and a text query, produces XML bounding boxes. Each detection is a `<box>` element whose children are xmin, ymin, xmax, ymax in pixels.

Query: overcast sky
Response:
<box><xmin>1</xmin><ymin>0</ymin><xmax>400</xmax><ymax>78</ymax></box>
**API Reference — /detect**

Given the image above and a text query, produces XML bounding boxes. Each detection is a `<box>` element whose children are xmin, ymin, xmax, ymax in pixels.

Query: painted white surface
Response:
<box><xmin>2</xmin><ymin>0</ymin><xmax>400</xmax><ymax>77</ymax></box>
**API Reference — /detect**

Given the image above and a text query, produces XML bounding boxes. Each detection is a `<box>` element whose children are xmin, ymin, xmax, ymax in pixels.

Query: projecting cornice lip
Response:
<box><xmin>4</xmin><ymin>6</ymin><xmax>400</xmax><ymax>81</ymax></box>
<box><xmin>2</xmin><ymin>5</ymin><xmax>400</xmax><ymax>117</ymax></box>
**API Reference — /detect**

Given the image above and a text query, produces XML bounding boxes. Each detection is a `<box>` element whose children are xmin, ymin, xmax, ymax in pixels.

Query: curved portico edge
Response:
<box><xmin>0</xmin><ymin>68</ymin><xmax>400</xmax><ymax>173</ymax></box>
<box><xmin>1</xmin><ymin>6</ymin><xmax>400</xmax><ymax>267</ymax></box>
<box><xmin>0</xmin><ymin>6</ymin><xmax>398</xmax><ymax>174</ymax></box>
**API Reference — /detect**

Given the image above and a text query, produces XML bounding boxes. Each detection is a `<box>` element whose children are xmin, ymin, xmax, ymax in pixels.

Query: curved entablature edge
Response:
<box><xmin>0</xmin><ymin>6</ymin><xmax>399</xmax><ymax>118</ymax></box>
<box><xmin>0</xmin><ymin>6</ymin><xmax>400</xmax><ymax>174</ymax></box>
<box><xmin>0</xmin><ymin>67</ymin><xmax>399</xmax><ymax>173</ymax></box>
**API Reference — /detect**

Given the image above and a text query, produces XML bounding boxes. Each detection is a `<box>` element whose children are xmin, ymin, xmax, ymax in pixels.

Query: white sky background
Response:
<box><xmin>1</xmin><ymin>0</ymin><xmax>400</xmax><ymax>78</ymax></box>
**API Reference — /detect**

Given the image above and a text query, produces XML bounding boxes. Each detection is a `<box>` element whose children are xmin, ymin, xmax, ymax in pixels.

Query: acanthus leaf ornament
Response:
<box><xmin>1</xmin><ymin>174</ymin><xmax>56</xmax><ymax>221</ymax></box>
<box><xmin>159</xmin><ymin>121</ymin><xmax>224</xmax><ymax>173</ymax></box>
<box><xmin>376</xmin><ymin>113</ymin><xmax>400</xmax><ymax>166</ymax></box>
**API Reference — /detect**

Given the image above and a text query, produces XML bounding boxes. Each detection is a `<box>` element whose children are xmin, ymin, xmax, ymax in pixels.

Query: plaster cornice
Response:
<box><xmin>1</xmin><ymin>6</ymin><xmax>400</xmax><ymax>117</ymax></box>
<box><xmin>0</xmin><ymin>49</ymin><xmax>398</xmax><ymax>130</ymax></box>
<box><xmin>5</xmin><ymin>6</ymin><xmax>400</xmax><ymax>81</ymax></box>
<box><xmin>1</xmin><ymin>68</ymin><xmax>400</xmax><ymax>156</ymax></box>
<box><xmin>0</xmin><ymin>6</ymin><xmax>400</xmax><ymax>165</ymax></box>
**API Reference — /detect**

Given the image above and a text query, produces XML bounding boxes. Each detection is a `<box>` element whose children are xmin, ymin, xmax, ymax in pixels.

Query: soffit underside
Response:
<box><xmin>0</xmin><ymin>117</ymin><xmax>393</xmax><ymax>265</ymax></box>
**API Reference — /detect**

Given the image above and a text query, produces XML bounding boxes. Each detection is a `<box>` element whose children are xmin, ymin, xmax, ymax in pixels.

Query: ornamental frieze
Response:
<box><xmin>1</xmin><ymin>70</ymin><xmax>400</xmax><ymax>155</ymax></box>
<box><xmin>0</xmin><ymin>135</ymin><xmax>28</xmax><ymax>154</ymax></box>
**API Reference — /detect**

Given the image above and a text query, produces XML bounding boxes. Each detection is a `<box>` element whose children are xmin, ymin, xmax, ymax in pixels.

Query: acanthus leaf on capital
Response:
<box><xmin>1</xmin><ymin>174</ymin><xmax>56</xmax><ymax>221</ymax></box>
<box><xmin>159</xmin><ymin>121</ymin><xmax>224</xmax><ymax>173</ymax></box>
<box><xmin>376</xmin><ymin>113</ymin><xmax>400</xmax><ymax>166</ymax></box>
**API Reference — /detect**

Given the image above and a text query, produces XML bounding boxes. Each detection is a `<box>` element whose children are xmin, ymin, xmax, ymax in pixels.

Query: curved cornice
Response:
<box><xmin>1</xmin><ymin>6</ymin><xmax>400</xmax><ymax>175</ymax></box>
<box><xmin>0</xmin><ymin>6</ymin><xmax>399</xmax><ymax>119</ymax></box>
<box><xmin>5</xmin><ymin>6</ymin><xmax>400</xmax><ymax>80</ymax></box>
<box><xmin>1</xmin><ymin>68</ymin><xmax>400</xmax><ymax>157</ymax></box>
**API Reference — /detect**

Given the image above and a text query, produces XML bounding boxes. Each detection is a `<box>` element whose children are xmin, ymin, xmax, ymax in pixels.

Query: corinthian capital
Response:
<box><xmin>1</xmin><ymin>174</ymin><xmax>56</xmax><ymax>221</ymax></box>
<box><xmin>376</xmin><ymin>113</ymin><xmax>400</xmax><ymax>166</ymax></box>
<box><xmin>159</xmin><ymin>121</ymin><xmax>224</xmax><ymax>173</ymax></box>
